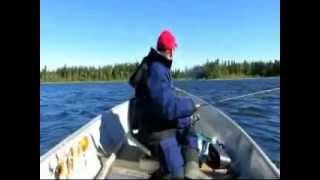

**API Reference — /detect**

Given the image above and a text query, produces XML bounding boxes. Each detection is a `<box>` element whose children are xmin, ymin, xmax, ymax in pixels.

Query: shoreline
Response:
<box><xmin>40</xmin><ymin>76</ymin><xmax>280</xmax><ymax>85</ymax></box>
<box><xmin>41</xmin><ymin>80</ymin><xmax>128</xmax><ymax>85</ymax></box>
<box><xmin>192</xmin><ymin>76</ymin><xmax>279</xmax><ymax>81</ymax></box>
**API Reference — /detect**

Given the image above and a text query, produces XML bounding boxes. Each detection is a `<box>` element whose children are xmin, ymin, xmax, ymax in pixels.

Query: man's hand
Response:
<box><xmin>190</xmin><ymin>113</ymin><xmax>200</xmax><ymax>126</ymax></box>
<box><xmin>195</xmin><ymin>103</ymin><xmax>209</xmax><ymax>112</ymax></box>
<box><xmin>177</xmin><ymin>113</ymin><xmax>200</xmax><ymax>129</ymax></box>
<box><xmin>194</xmin><ymin>103</ymin><xmax>201</xmax><ymax>112</ymax></box>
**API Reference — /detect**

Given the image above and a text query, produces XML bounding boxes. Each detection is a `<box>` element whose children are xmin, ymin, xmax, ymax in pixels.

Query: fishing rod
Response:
<box><xmin>196</xmin><ymin>87</ymin><xmax>280</xmax><ymax>108</ymax></box>
<box><xmin>215</xmin><ymin>87</ymin><xmax>280</xmax><ymax>104</ymax></box>
<box><xmin>191</xmin><ymin>87</ymin><xmax>280</xmax><ymax>162</ymax></box>
<box><xmin>192</xmin><ymin>87</ymin><xmax>280</xmax><ymax>146</ymax></box>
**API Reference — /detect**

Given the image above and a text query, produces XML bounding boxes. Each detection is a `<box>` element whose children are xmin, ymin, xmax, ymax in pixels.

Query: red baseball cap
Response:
<box><xmin>156</xmin><ymin>30</ymin><xmax>178</xmax><ymax>51</ymax></box>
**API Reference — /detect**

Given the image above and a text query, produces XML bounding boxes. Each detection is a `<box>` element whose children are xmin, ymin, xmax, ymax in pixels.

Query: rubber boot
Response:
<box><xmin>184</xmin><ymin>148</ymin><xmax>212</xmax><ymax>179</ymax></box>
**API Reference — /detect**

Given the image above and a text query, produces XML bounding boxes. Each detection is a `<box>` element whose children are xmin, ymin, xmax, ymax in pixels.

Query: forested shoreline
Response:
<box><xmin>40</xmin><ymin>59</ymin><xmax>280</xmax><ymax>82</ymax></box>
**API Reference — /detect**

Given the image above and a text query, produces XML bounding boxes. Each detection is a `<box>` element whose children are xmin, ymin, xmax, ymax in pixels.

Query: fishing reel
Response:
<box><xmin>198</xmin><ymin>137</ymin><xmax>232</xmax><ymax>175</ymax></box>
<box><xmin>190</xmin><ymin>113</ymin><xmax>201</xmax><ymax>127</ymax></box>
<box><xmin>191</xmin><ymin>103</ymin><xmax>232</xmax><ymax>172</ymax></box>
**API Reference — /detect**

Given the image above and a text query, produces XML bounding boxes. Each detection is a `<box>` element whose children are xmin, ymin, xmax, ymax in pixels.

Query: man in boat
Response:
<box><xmin>129</xmin><ymin>30</ymin><xmax>210</xmax><ymax>179</ymax></box>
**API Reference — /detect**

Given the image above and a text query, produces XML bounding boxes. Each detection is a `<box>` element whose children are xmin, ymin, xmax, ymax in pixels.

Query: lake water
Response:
<box><xmin>40</xmin><ymin>78</ymin><xmax>280</xmax><ymax>167</ymax></box>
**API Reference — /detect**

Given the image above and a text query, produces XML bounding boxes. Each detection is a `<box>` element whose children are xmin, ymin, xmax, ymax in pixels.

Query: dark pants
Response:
<box><xmin>138</xmin><ymin>127</ymin><xmax>199</xmax><ymax>178</ymax></box>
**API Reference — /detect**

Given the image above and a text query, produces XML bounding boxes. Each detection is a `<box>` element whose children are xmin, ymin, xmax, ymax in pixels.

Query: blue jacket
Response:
<box><xmin>129</xmin><ymin>48</ymin><xmax>196</xmax><ymax>132</ymax></box>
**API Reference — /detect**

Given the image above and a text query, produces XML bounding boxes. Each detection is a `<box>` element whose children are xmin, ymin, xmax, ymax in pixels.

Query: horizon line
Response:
<box><xmin>40</xmin><ymin>58</ymin><xmax>280</xmax><ymax>71</ymax></box>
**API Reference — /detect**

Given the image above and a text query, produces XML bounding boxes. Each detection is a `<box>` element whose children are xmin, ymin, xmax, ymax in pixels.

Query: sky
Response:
<box><xmin>40</xmin><ymin>0</ymin><xmax>279</xmax><ymax>71</ymax></box>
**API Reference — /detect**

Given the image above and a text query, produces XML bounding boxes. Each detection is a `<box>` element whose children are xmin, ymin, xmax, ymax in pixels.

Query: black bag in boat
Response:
<box><xmin>129</xmin><ymin>98</ymin><xmax>145</xmax><ymax>131</ymax></box>
<box><xmin>128</xmin><ymin>57</ymin><xmax>150</xmax><ymax>132</ymax></box>
<box><xmin>129</xmin><ymin>58</ymin><xmax>149</xmax><ymax>89</ymax></box>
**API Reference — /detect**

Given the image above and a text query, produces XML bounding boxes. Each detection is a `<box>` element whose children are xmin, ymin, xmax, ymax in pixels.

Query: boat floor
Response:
<box><xmin>104</xmin><ymin>144</ymin><xmax>237</xmax><ymax>179</ymax></box>
<box><xmin>105</xmin><ymin>144</ymin><xmax>153</xmax><ymax>179</ymax></box>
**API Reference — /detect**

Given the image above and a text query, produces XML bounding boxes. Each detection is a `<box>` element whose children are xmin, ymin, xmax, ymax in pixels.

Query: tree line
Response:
<box><xmin>40</xmin><ymin>59</ymin><xmax>280</xmax><ymax>82</ymax></box>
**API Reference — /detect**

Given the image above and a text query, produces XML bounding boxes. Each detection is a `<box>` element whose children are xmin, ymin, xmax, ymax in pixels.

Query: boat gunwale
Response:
<box><xmin>40</xmin><ymin>114</ymin><xmax>102</xmax><ymax>163</ymax></box>
<box><xmin>175</xmin><ymin>87</ymin><xmax>280</xmax><ymax>177</ymax></box>
<box><xmin>213</xmin><ymin>106</ymin><xmax>280</xmax><ymax>176</ymax></box>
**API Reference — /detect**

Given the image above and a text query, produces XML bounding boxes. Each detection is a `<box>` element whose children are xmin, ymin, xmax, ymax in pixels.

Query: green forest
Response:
<box><xmin>40</xmin><ymin>59</ymin><xmax>280</xmax><ymax>82</ymax></box>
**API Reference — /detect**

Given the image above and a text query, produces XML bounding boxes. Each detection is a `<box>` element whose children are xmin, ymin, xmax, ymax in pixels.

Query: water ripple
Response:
<box><xmin>40</xmin><ymin>78</ymin><xmax>280</xmax><ymax>167</ymax></box>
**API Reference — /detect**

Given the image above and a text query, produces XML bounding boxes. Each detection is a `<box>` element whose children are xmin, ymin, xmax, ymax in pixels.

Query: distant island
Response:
<box><xmin>40</xmin><ymin>59</ymin><xmax>280</xmax><ymax>82</ymax></box>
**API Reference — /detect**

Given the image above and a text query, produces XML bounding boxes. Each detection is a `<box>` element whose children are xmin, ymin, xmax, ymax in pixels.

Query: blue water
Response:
<box><xmin>40</xmin><ymin>78</ymin><xmax>280</xmax><ymax>166</ymax></box>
